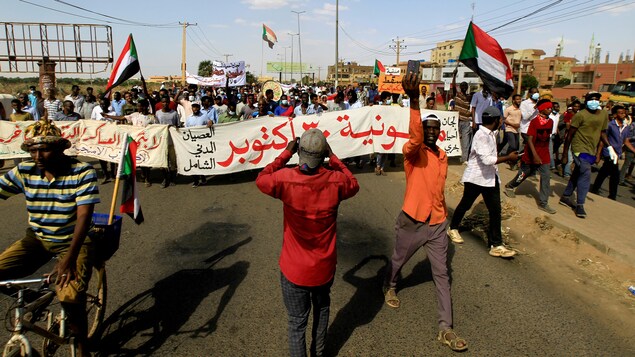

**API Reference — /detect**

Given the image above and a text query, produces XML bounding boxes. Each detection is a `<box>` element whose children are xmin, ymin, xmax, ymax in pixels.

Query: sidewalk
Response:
<box><xmin>446</xmin><ymin>160</ymin><xmax>635</xmax><ymax>266</ymax></box>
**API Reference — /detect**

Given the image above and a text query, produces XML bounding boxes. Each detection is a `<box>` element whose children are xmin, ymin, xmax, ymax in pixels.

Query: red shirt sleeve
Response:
<box><xmin>327</xmin><ymin>154</ymin><xmax>360</xmax><ymax>200</ymax></box>
<box><xmin>255</xmin><ymin>149</ymin><xmax>292</xmax><ymax>198</ymax></box>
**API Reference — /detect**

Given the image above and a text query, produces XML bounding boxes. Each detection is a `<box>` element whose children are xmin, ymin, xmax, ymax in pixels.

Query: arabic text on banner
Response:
<box><xmin>0</xmin><ymin>120</ymin><xmax>169</xmax><ymax>168</ymax></box>
<box><xmin>169</xmin><ymin>106</ymin><xmax>461</xmax><ymax>175</ymax></box>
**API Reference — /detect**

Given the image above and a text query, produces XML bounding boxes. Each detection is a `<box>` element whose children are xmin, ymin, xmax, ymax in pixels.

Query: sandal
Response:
<box><xmin>438</xmin><ymin>329</ymin><xmax>468</xmax><ymax>352</ymax></box>
<box><xmin>383</xmin><ymin>287</ymin><xmax>400</xmax><ymax>308</ymax></box>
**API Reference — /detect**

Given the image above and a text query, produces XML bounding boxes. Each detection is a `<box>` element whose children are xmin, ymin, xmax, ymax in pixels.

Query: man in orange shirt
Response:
<box><xmin>383</xmin><ymin>73</ymin><xmax>467</xmax><ymax>352</ymax></box>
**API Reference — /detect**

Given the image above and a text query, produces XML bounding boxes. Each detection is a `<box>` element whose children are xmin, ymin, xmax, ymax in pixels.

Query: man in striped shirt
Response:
<box><xmin>0</xmin><ymin>120</ymin><xmax>99</xmax><ymax>357</ymax></box>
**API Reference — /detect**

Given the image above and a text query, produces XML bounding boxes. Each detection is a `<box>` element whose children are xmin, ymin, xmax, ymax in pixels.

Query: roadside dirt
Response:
<box><xmin>445</xmin><ymin>179</ymin><xmax>635</xmax><ymax>341</ymax></box>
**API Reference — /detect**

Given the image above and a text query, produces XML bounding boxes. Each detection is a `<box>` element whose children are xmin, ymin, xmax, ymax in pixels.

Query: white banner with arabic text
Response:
<box><xmin>0</xmin><ymin>120</ymin><xmax>169</xmax><ymax>168</ymax></box>
<box><xmin>169</xmin><ymin>106</ymin><xmax>461</xmax><ymax>175</ymax></box>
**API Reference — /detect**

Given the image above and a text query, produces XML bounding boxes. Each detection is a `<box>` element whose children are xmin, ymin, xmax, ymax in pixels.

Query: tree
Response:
<box><xmin>245</xmin><ymin>71</ymin><xmax>256</xmax><ymax>85</ymax></box>
<box><xmin>554</xmin><ymin>78</ymin><xmax>571</xmax><ymax>87</ymax></box>
<box><xmin>522</xmin><ymin>75</ymin><xmax>539</xmax><ymax>90</ymax></box>
<box><xmin>198</xmin><ymin>60</ymin><xmax>213</xmax><ymax>77</ymax></box>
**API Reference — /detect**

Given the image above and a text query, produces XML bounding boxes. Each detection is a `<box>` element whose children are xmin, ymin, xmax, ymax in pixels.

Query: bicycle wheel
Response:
<box><xmin>3</xmin><ymin>334</ymin><xmax>32</xmax><ymax>357</ymax></box>
<box><xmin>87</xmin><ymin>265</ymin><xmax>106</xmax><ymax>340</ymax></box>
<box><xmin>41</xmin><ymin>317</ymin><xmax>75</xmax><ymax>357</ymax></box>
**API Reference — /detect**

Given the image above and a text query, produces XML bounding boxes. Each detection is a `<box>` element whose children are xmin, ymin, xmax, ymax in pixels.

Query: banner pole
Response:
<box><xmin>108</xmin><ymin>132</ymin><xmax>129</xmax><ymax>225</ymax></box>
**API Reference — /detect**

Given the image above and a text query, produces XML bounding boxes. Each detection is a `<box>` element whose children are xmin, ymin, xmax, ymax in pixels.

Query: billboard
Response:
<box><xmin>266</xmin><ymin>62</ymin><xmax>309</xmax><ymax>73</ymax></box>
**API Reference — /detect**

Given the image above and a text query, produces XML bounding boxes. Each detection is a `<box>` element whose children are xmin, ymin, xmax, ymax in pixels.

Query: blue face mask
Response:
<box><xmin>531</xmin><ymin>93</ymin><xmax>539</xmax><ymax>101</ymax></box>
<box><xmin>586</xmin><ymin>100</ymin><xmax>600</xmax><ymax>110</ymax></box>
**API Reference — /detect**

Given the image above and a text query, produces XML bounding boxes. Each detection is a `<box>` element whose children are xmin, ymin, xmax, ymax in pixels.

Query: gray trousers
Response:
<box><xmin>506</xmin><ymin>163</ymin><xmax>551</xmax><ymax>206</ymax></box>
<box><xmin>384</xmin><ymin>211</ymin><xmax>452</xmax><ymax>330</ymax></box>
<box><xmin>281</xmin><ymin>273</ymin><xmax>333</xmax><ymax>357</ymax></box>
<box><xmin>459</xmin><ymin>120</ymin><xmax>472</xmax><ymax>163</ymax></box>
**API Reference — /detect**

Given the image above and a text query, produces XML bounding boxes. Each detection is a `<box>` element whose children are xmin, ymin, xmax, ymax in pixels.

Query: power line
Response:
<box><xmin>19</xmin><ymin>0</ymin><xmax>180</xmax><ymax>28</ymax></box>
<box><xmin>53</xmin><ymin>0</ymin><xmax>180</xmax><ymax>28</ymax></box>
<box><xmin>194</xmin><ymin>26</ymin><xmax>224</xmax><ymax>56</ymax></box>
<box><xmin>189</xmin><ymin>27</ymin><xmax>223</xmax><ymax>56</ymax></box>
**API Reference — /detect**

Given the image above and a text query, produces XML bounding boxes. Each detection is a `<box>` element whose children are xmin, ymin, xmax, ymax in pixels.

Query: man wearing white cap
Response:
<box><xmin>256</xmin><ymin>129</ymin><xmax>359</xmax><ymax>357</ymax></box>
<box><xmin>383</xmin><ymin>72</ymin><xmax>467</xmax><ymax>352</ymax></box>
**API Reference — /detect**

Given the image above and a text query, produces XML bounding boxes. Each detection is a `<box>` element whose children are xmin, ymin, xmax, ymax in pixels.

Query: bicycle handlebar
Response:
<box><xmin>0</xmin><ymin>277</ymin><xmax>50</xmax><ymax>287</ymax></box>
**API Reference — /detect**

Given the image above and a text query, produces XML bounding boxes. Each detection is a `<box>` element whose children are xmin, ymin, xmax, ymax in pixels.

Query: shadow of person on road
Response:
<box><xmin>325</xmin><ymin>255</ymin><xmax>388</xmax><ymax>356</ymax></box>
<box><xmin>96</xmin><ymin>237</ymin><xmax>252</xmax><ymax>356</ymax></box>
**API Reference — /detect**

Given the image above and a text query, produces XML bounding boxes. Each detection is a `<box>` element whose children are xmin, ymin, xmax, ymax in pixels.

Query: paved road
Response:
<box><xmin>0</xmin><ymin>161</ymin><xmax>633</xmax><ymax>356</ymax></box>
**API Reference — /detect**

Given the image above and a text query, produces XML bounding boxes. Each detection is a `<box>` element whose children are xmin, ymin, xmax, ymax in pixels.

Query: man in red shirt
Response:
<box><xmin>504</xmin><ymin>99</ymin><xmax>557</xmax><ymax>214</ymax></box>
<box><xmin>256</xmin><ymin>129</ymin><xmax>359</xmax><ymax>357</ymax></box>
<box><xmin>383</xmin><ymin>72</ymin><xmax>467</xmax><ymax>352</ymax></box>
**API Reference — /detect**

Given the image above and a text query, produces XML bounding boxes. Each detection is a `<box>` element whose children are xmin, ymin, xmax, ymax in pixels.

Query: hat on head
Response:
<box><xmin>21</xmin><ymin>119</ymin><xmax>71</xmax><ymax>152</ymax></box>
<box><xmin>482</xmin><ymin>106</ymin><xmax>501</xmax><ymax>119</ymax></box>
<box><xmin>585</xmin><ymin>91</ymin><xmax>601</xmax><ymax>101</ymax></box>
<box><xmin>298</xmin><ymin>129</ymin><xmax>327</xmax><ymax>169</ymax></box>
<box><xmin>421</xmin><ymin>113</ymin><xmax>440</xmax><ymax>122</ymax></box>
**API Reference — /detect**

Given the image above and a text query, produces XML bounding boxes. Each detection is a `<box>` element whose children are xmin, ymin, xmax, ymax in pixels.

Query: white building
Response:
<box><xmin>421</xmin><ymin>62</ymin><xmax>482</xmax><ymax>91</ymax></box>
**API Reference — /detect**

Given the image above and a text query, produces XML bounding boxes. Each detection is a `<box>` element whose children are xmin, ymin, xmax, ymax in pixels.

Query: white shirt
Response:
<box><xmin>549</xmin><ymin>112</ymin><xmax>560</xmax><ymax>136</ymax></box>
<box><xmin>91</xmin><ymin>106</ymin><xmax>115</xmax><ymax>121</ymax></box>
<box><xmin>462</xmin><ymin>125</ymin><xmax>500</xmax><ymax>187</ymax></box>
<box><xmin>519</xmin><ymin>99</ymin><xmax>538</xmax><ymax>134</ymax></box>
<box><xmin>349</xmin><ymin>101</ymin><xmax>363</xmax><ymax>109</ymax></box>
<box><xmin>469</xmin><ymin>91</ymin><xmax>493</xmax><ymax>125</ymax></box>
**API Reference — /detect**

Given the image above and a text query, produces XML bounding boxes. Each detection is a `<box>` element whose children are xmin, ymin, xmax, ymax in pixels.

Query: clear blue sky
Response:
<box><xmin>4</xmin><ymin>0</ymin><xmax>635</xmax><ymax>79</ymax></box>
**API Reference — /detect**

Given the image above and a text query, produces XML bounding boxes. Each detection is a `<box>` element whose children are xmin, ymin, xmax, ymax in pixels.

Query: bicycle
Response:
<box><xmin>0</xmin><ymin>213</ymin><xmax>121</xmax><ymax>357</ymax></box>
<box><xmin>0</xmin><ymin>265</ymin><xmax>106</xmax><ymax>357</ymax></box>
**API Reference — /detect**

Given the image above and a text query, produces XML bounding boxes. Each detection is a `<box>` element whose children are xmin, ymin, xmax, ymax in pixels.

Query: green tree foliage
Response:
<box><xmin>245</xmin><ymin>71</ymin><xmax>256</xmax><ymax>85</ymax></box>
<box><xmin>554</xmin><ymin>78</ymin><xmax>571</xmax><ymax>87</ymax></box>
<box><xmin>198</xmin><ymin>60</ymin><xmax>213</xmax><ymax>77</ymax></box>
<box><xmin>522</xmin><ymin>75</ymin><xmax>539</xmax><ymax>90</ymax></box>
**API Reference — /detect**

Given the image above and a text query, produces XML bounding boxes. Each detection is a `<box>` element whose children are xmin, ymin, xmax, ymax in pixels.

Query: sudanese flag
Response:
<box><xmin>105</xmin><ymin>34</ymin><xmax>140</xmax><ymax>95</ymax></box>
<box><xmin>459</xmin><ymin>22</ymin><xmax>514</xmax><ymax>98</ymax></box>
<box><xmin>118</xmin><ymin>135</ymin><xmax>144</xmax><ymax>224</ymax></box>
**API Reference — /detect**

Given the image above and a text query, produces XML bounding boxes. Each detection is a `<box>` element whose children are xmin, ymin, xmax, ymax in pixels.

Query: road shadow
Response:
<box><xmin>325</xmin><ymin>255</ymin><xmax>388</xmax><ymax>356</ymax></box>
<box><xmin>96</xmin><ymin>237</ymin><xmax>252</xmax><ymax>356</ymax></box>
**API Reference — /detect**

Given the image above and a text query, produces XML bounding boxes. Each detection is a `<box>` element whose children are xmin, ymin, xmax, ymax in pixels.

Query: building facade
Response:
<box><xmin>430</xmin><ymin>40</ymin><xmax>464</xmax><ymax>65</ymax></box>
<box><xmin>327</xmin><ymin>61</ymin><xmax>374</xmax><ymax>85</ymax></box>
<box><xmin>532</xmin><ymin>56</ymin><xmax>578</xmax><ymax>88</ymax></box>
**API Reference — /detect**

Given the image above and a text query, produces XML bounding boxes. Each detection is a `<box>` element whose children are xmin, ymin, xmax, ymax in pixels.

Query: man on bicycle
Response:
<box><xmin>0</xmin><ymin>119</ymin><xmax>99</xmax><ymax>357</ymax></box>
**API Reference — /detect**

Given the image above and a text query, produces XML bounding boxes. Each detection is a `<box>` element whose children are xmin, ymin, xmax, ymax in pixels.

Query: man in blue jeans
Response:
<box><xmin>560</xmin><ymin>91</ymin><xmax>612</xmax><ymax>218</ymax></box>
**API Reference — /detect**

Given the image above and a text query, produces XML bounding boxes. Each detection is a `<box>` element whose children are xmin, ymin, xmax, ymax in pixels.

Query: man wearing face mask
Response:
<box><xmin>559</xmin><ymin>91</ymin><xmax>612</xmax><ymax>218</ymax></box>
<box><xmin>520</xmin><ymin>87</ymin><xmax>540</xmax><ymax>150</ymax></box>
<box><xmin>590</xmin><ymin>105</ymin><xmax>635</xmax><ymax>200</ymax></box>
<box><xmin>275</xmin><ymin>94</ymin><xmax>294</xmax><ymax>117</ymax></box>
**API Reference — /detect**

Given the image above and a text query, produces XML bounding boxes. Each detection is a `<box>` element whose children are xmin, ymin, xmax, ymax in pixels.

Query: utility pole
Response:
<box><xmin>222</xmin><ymin>54</ymin><xmax>233</xmax><ymax>63</ymax></box>
<box><xmin>283</xmin><ymin>46</ymin><xmax>290</xmax><ymax>82</ymax></box>
<box><xmin>335</xmin><ymin>0</ymin><xmax>339</xmax><ymax>87</ymax></box>
<box><xmin>179</xmin><ymin>21</ymin><xmax>197</xmax><ymax>86</ymax></box>
<box><xmin>317</xmin><ymin>66</ymin><xmax>322</xmax><ymax>82</ymax></box>
<box><xmin>292</xmin><ymin>10</ymin><xmax>306</xmax><ymax>85</ymax></box>
<box><xmin>288</xmin><ymin>33</ymin><xmax>298</xmax><ymax>83</ymax></box>
<box><xmin>389</xmin><ymin>37</ymin><xmax>406</xmax><ymax>67</ymax></box>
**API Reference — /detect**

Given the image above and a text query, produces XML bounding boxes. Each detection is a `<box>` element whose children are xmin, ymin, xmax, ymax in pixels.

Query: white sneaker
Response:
<box><xmin>447</xmin><ymin>229</ymin><xmax>464</xmax><ymax>244</ymax></box>
<box><xmin>489</xmin><ymin>245</ymin><xmax>516</xmax><ymax>258</ymax></box>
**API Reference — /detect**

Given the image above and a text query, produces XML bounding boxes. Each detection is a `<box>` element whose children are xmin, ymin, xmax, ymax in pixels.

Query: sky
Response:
<box><xmin>3</xmin><ymin>0</ymin><xmax>635</xmax><ymax>81</ymax></box>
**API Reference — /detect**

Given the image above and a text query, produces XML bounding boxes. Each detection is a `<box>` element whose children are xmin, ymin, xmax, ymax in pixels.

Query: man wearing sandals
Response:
<box><xmin>0</xmin><ymin>119</ymin><xmax>99</xmax><ymax>357</ymax></box>
<box><xmin>256</xmin><ymin>129</ymin><xmax>359</xmax><ymax>357</ymax></box>
<box><xmin>383</xmin><ymin>72</ymin><xmax>468</xmax><ymax>352</ymax></box>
